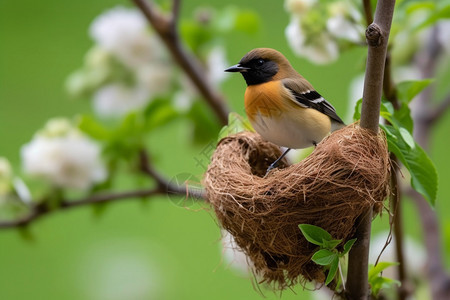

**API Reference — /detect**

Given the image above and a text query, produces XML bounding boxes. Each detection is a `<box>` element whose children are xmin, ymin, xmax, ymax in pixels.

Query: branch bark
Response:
<box><xmin>347</xmin><ymin>0</ymin><xmax>396</xmax><ymax>298</ymax></box>
<box><xmin>0</xmin><ymin>152</ymin><xmax>206</xmax><ymax>229</ymax></box>
<box><xmin>132</xmin><ymin>0</ymin><xmax>230</xmax><ymax>125</ymax></box>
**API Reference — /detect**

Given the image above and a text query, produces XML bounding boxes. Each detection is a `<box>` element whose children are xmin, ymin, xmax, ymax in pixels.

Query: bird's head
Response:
<box><xmin>225</xmin><ymin>48</ymin><xmax>296</xmax><ymax>86</ymax></box>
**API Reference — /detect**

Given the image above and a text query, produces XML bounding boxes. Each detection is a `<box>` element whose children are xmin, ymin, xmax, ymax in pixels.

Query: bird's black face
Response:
<box><xmin>225</xmin><ymin>58</ymin><xmax>279</xmax><ymax>86</ymax></box>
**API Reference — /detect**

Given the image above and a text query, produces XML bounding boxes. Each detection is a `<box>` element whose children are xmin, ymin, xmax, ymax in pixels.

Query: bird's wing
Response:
<box><xmin>282</xmin><ymin>78</ymin><xmax>345</xmax><ymax>124</ymax></box>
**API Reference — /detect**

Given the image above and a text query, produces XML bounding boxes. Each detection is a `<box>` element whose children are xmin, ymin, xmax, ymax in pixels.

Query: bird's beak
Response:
<box><xmin>224</xmin><ymin>64</ymin><xmax>251</xmax><ymax>73</ymax></box>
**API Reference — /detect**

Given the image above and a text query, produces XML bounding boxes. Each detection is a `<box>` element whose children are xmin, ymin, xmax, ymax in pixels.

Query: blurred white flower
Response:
<box><xmin>90</xmin><ymin>6</ymin><xmax>163</xmax><ymax>69</ymax></box>
<box><xmin>136</xmin><ymin>64</ymin><xmax>173</xmax><ymax>96</ymax></box>
<box><xmin>21</xmin><ymin>118</ymin><xmax>106</xmax><ymax>190</ymax></box>
<box><xmin>285</xmin><ymin>0</ymin><xmax>317</xmax><ymax>16</ymax></box>
<box><xmin>327</xmin><ymin>1</ymin><xmax>364</xmax><ymax>43</ymax></box>
<box><xmin>0</xmin><ymin>157</ymin><xmax>13</xmax><ymax>196</ymax></box>
<box><xmin>285</xmin><ymin>18</ymin><xmax>339</xmax><ymax>64</ymax></box>
<box><xmin>206</xmin><ymin>46</ymin><xmax>229</xmax><ymax>87</ymax></box>
<box><xmin>220</xmin><ymin>230</ymin><xmax>251</xmax><ymax>275</ymax></box>
<box><xmin>93</xmin><ymin>83</ymin><xmax>151</xmax><ymax>117</ymax></box>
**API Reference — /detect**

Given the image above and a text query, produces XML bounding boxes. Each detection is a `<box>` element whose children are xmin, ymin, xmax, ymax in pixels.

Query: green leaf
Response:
<box><xmin>144</xmin><ymin>98</ymin><xmax>178</xmax><ymax>131</ymax></box>
<box><xmin>397</xmin><ymin>79</ymin><xmax>433</xmax><ymax>104</ymax></box>
<box><xmin>325</xmin><ymin>257</ymin><xmax>339</xmax><ymax>285</ymax></box>
<box><xmin>312</xmin><ymin>249</ymin><xmax>338</xmax><ymax>266</ymax></box>
<box><xmin>368</xmin><ymin>262</ymin><xmax>399</xmax><ymax>281</ymax></box>
<box><xmin>342</xmin><ymin>238</ymin><xmax>357</xmax><ymax>256</ymax></box>
<box><xmin>218</xmin><ymin>112</ymin><xmax>254</xmax><ymax>141</ymax></box>
<box><xmin>371</xmin><ymin>276</ymin><xmax>401</xmax><ymax>296</ymax></box>
<box><xmin>381</xmin><ymin>125</ymin><xmax>438</xmax><ymax>205</ymax></box>
<box><xmin>322</xmin><ymin>239</ymin><xmax>342</xmax><ymax>250</ymax></box>
<box><xmin>77</xmin><ymin>115</ymin><xmax>111</xmax><ymax>140</ymax></box>
<box><xmin>399</xmin><ymin>127</ymin><xmax>415</xmax><ymax>149</ymax></box>
<box><xmin>415</xmin><ymin>4</ymin><xmax>450</xmax><ymax>31</ymax></box>
<box><xmin>353</xmin><ymin>98</ymin><xmax>363</xmax><ymax>121</ymax></box>
<box><xmin>299</xmin><ymin>224</ymin><xmax>333</xmax><ymax>246</ymax></box>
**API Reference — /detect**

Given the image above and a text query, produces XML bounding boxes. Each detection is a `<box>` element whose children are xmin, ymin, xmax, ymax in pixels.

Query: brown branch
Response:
<box><xmin>132</xmin><ymin>0</ymin><xmax>230</xmax><ymax>125</ymax></box>
<box><xmin>347</xmin><ymin>0</ymin><xmax>396</xmax><ymax>298</ymax></box>
<box><xmin>0</xmin><ymin>151</ymin><xmax>206</xmax><ymax>230</ymax></box>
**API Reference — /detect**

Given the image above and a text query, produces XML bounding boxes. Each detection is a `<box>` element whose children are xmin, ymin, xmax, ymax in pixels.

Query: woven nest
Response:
<box><xmin>203</xmin><ymin>123</ymin><xmax>391</xmax><ymax>289</ymax></box>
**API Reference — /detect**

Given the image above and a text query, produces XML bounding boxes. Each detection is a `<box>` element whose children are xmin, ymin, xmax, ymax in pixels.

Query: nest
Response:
<box><xmin>203</xmin><ymin>123</ymin><xmax>391</xmax><ymax>289</ymax></box>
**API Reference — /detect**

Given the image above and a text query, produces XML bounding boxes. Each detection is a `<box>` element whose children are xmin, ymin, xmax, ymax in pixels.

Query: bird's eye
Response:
<box><xmin>257</xmin><ymin>59</ymin><xmax>264</xmax><ymax>66</ymax></box>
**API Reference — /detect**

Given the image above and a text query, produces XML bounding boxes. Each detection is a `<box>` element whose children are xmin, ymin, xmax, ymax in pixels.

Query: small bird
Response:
<box><xmin>225</xmin><ymin>48</ymin><xmax>345</xmax><ymax>173</ymax></box>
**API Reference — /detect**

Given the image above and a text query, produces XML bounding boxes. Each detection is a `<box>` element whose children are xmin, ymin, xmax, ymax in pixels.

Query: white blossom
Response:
<box><xmin>90</xmin><ymin>6</ymin><xmax>163</xmax><ymax>69</ymax></box>
<box><xmin>136</xmin><ymin>64</ymin><xmax>173</xmax><ymax>96</ymax></box>
<box><xmin>93</xmin><ymin>83</ymin><xmax>151</xmax><ymax>117</ymax></box>
<box><xmin>285</xmin><ymin>0</ymin><xmax>317</xmax><ymax>15</ymax></box>
<box><xmin>21</xmin><ymin>119</ymin><xmax>106</xmax><ymax>190</ymax></box>
<box><xmin>206</xmin><ymin>46</ymin><xmax>229</xmax><ymax>87</ymax></box>
<box><xmin>0</xmin><ymin>157</ymin><xmax>13</xmax><ymax>196</ymax></box>
<box><xmin>285</xmin><ymin>18</ymin><xmax>339</xmax><ymax>64</ymax></box>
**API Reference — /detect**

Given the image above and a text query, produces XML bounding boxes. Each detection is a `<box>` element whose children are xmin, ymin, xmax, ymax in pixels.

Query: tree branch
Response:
<box><xmin>132</xmin><ymin>0</ymin><xmax>230</xmax><ymax>125</ymax></box>
<box><xmin>0</xmin><ymin>151</ymin><xmax>206</xmax><ymax>230</ymax></box>
<box><xmin>347</xmin><ymin>0</ymin><xmax>396</xmax><ymax>298</ymax></box>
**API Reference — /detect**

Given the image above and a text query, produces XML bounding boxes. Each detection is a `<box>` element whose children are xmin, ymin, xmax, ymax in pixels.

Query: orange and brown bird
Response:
<box><xmin>225</xmin><ymin>48</ymin><xmax>345</xmax><ymax>172</ymax></box>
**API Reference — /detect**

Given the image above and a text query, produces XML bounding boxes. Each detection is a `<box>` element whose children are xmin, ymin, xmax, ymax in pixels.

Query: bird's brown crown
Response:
<box><xmin>236</xmin><ymin>48</ymin><xmax>301</xmax><ymax>85</ymax></box>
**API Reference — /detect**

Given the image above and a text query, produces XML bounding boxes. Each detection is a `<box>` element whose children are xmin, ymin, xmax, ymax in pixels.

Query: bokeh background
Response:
<box><xmin>1</xmin><ymin>0</ymin><xmax>449</xmax><ymax>299</ymax></box>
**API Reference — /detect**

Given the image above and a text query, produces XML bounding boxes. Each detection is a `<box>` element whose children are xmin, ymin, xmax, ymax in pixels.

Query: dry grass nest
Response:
<box><xmin>203</xmin><ymin>123</ymin><xmax>391</xmax><ymax>289</ymax></box>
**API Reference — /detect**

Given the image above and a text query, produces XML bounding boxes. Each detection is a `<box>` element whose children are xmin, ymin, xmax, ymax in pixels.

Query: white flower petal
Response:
<box><xmin>94</xmin><ymin>83</ymin><xmax>151</xmax><ymax>117</ymax></box>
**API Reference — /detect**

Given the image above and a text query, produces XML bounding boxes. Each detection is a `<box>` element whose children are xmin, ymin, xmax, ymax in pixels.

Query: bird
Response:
<box><xmin>224</xmin><ymin>48</ymin><xmax>345</xmax><ymax>173</ymax></box>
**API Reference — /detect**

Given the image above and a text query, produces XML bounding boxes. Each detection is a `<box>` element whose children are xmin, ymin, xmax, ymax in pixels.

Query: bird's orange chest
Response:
<box><xmin>244</xmin><ymin>81</ymin><xmax>285</xmax><ymax>121</ymax></box>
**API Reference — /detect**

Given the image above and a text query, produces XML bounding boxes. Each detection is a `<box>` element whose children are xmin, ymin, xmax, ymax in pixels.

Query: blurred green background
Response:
<box><xmin>0</xmin><ymin>0</ymin><xmax>449</xmax><ymax>299</ymax></box>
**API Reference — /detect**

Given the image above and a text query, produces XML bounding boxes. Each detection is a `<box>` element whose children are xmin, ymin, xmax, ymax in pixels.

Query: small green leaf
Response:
<box><xmin>382</xmin><ymin>125</ymin><xmax>438</xmax><ymax>205</ymax></box>
<box><xmin>353</xmin><ymin>98</ymin><xmax>363</xmax><ymax>121</ymax></box>
<box><xmin>299</xmin><ymin>224</ymin><xmax>333</xmax><ymax>246</ymax></box>
<box><xmin>371</xmin><ymin>276</ymin><xmax>401</xmax><ymax>296</ymax></box>
<box><xmin>342</xmin><ymin>238</ymin><xmax>357</xmax><ymax>255</ymax></box>
<box><xmin>368</xmin><ymin>262</ymin><xmax>399</xmax><ymax>281</ymax></box>
<box><xmin>218</xmin><ymin>112</ymin><xmax>254</xmax><ymax>141</ymax></box>
<box><xmin>325</xmin><ymin>257</ymin><xmax>339</xmax><ymax>285</ymax></box>
<box><xmin>397</xmin><ymin>79</ymin><xmax>433</xmax><ymax>104</ymax></box>
<box><xmin>312</xmin><ymin>249</ymin><xmax>338</xmax><ymax>266</ymax></box>
<box><xmin>322</xmin><ymin>239</ymin><xmax>342</xmax><ymax>250</ymax></box>
<box><xmin>399</xmin><ymin>127</ymin><xmax>415</xmax><ymax>149</ymax></box>
<box><xmin>77</xmin><ymin>115</ymin><xmax>111</xmax><ymax>140</ymax></box>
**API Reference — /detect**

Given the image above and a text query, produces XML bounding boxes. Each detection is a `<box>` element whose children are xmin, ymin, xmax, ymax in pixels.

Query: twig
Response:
<box><xmin>347</xmin><ymin>0</ymin><xmax>396</xmax><ymax>298</ymax></box>
<box><xmin>132</xmin><ymin>0</ymin><xmax>230</xmax><ymax>125</ymax></box>
<box><xmin>0</xmin><ymin>151</ymin><xmax>206</xmax><ymax>229</ymax></box>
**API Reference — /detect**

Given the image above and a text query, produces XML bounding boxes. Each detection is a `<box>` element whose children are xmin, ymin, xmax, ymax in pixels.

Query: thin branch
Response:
<box><xmin>132</xmin><ymin>0</ymin><xmax>230</xmax><ymax>125</ymax></box>
<box><xmin>0</xmin><ymin>151</ymin><xmax>206</xmax><ymax>230</ymax></box>
<box><xmin>0</xmin><ymin>188</ymin><xmax>160</xmax><ymax>229</ymax></box>
<box><xmin>347</xmin><ymin>0</ymin><xmax>396</xmax><ymax>298</ymax></box>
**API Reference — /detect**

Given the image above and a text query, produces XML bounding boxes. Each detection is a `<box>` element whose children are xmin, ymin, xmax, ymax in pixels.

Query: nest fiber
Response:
<box><xmin>204</xmin><ymin>124</ymin><xmax>390</xmax><ymax>289</ymax></box>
